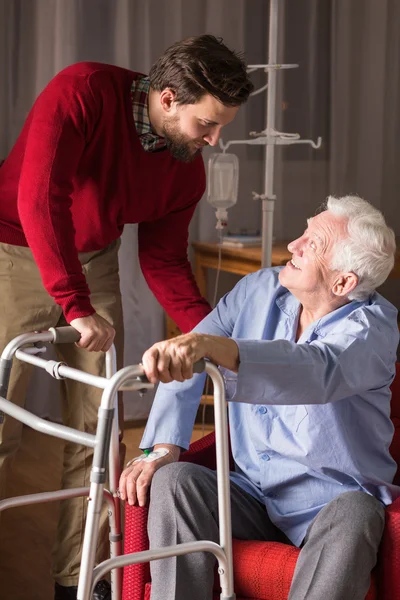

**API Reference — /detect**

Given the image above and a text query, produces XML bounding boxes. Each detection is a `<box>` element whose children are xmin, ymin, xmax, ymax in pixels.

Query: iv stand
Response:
<box><xmin>219</xmin><ymin>0</ymin><xmax>322</xmax><ymax>268</ymax></box>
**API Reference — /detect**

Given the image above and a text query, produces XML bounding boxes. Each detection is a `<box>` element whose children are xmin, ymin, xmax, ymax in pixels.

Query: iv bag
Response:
<box><xmin>207</xmin><ymin>153</ymin><xmax>239</xmax><ymax>210</ymax></box>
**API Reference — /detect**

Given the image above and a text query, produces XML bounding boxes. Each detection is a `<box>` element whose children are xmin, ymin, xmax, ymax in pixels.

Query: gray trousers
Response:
<box><xmin>148</xmin><ymin>462</ymin><xmax>385</xmax><ymax>600</ymax></box>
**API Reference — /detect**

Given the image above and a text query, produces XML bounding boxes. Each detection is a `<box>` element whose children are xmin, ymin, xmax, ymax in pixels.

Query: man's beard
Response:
<box><xmin>162</xmin><ymin>115</ymin><xmax>203</xmax><ymax>163</ymax></box>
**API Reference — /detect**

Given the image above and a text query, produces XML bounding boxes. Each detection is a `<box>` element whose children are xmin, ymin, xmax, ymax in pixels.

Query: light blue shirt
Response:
<box><xmin>141</xmin><ymin>267</ymin><xmax>400</xmax><ymax>546</ymax></box>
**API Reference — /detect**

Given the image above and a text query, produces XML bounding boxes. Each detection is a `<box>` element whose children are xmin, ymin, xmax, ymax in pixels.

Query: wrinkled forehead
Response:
<box><xmin>307</xmin><ymin>210</ymin><xmax>348</xmax><ymax>241</ymax></box>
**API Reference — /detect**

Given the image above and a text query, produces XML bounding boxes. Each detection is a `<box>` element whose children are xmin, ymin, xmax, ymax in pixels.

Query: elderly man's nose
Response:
<box><xmin>288</xmin><ymin>238</ymin><xmax>303</xmax><ymax>255</ymax></box>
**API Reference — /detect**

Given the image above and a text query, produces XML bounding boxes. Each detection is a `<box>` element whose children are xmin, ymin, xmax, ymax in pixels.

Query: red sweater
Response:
<box><xmin>0</xmin><ymin>63</ymin><xmax>211</xmax><ymax>332</ymax></box>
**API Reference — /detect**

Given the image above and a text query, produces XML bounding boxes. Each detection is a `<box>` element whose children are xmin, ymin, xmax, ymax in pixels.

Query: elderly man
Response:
<box><xmin>120</xmin><ymin>195</ymin><xmax>399</xmax><ymax>600</ymax></box>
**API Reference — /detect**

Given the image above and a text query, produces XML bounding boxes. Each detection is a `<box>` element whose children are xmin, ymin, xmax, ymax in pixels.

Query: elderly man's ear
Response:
<box><xmin>332</xmin><ymin>272</ymin><xmax>358</xmax><ymax>298</ymax></box>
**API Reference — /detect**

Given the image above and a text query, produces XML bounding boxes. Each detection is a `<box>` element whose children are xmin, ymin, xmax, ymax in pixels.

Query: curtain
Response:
<box><xmin>278</xmin><ymin>0</ymin><xmax>399</xmax><ymax>307</ymax></box>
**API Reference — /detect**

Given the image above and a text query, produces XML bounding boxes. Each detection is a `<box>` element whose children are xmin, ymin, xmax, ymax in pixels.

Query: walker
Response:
<box><xmin>0</xmin><ymin>326</ymin><xmax>235</xmax><ymax>600</ymax></box>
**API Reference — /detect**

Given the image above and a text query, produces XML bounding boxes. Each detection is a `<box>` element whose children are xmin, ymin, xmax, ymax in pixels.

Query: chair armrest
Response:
<box><xmin>378</xmin><ymin>496</ymin><xmax>400</xmax><ymax>599</ymax></box>
<box><xmin>180</xmin><ymin>430</ymin><xmax>235</xmax><ymax>471</ymax></box>
<box><xmin>122</xmin><ymin>504</ymin><xmax>150</xmax><ymax>600</ymax></box>
<box><xmin>180</xmin><ymin>431</ymin><xmax>217</xmax><ymax>469</ymax></box>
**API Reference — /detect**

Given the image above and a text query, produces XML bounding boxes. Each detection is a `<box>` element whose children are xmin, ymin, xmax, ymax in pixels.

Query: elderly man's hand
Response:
<box><xmin>118</xmin><ymin>443</ymin><xmax>180</xmax><ymax>506</ymax></box>
<box><xmin>142</xmin><ymin>332</ymin><xmax>239</xmax><ymax>384</ymax></box>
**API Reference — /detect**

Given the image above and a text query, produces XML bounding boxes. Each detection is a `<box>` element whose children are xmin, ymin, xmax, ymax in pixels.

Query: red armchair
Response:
<box><xmin>122</xmin><ymin>365</ymin><xmax>400</xmax><ymax>600</ymax></box>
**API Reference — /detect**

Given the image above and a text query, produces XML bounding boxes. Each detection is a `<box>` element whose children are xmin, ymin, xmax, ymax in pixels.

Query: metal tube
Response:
<box><xmin>77</xmin><ymin>481</ymin><xmax>105</xmax><ymax>600</ymax></box>
<box><xmin>100</xmin><ymin>366</ymin><xmax>153</xmax><ymax>411</ymax></box>
<box><xmin>261</xmin><ymin>203</ymin><xmax>275</xmax><ymax>268</ymax></box>
<box><xmin>19</xmin><ymin>345</ymin><xmax>47</xmax><ymax>355</ymax></box>
<box><xmin>119</xmin><ymin>381</ymin><xmax>153</xmax><ymax>392</ymax></box>
<box><xmin>106</xmin><ymin>346</ymin><xmax>120</xmax><ymax>495</ymax></box>
<box><xmin>262</xmin><ymin>0</ymin><xmax>279</xmax><ymax>268</ymax></box>
<box><xmin>16</xmin><ymin>348</ymin><xmax>152</xmax><ymax>392</ymax></box>
<box><xmin>0</xmin><ymin>357</ymin><xmax>12</xmax><ymax>422</ymax></box>
<box><xmin>206</xmin><ymin>363</ymin><xmax>235</xmax><ymax>598</ymax></box>
<box><xmin>106</xmin><ymin>346</ymin><xmax>123</xmax><ymax>600</ymax></box>
<box><xmin>79</xmin><ymin>407</ymin><xmax>116</xmax><ymax>594</ymax></box>
<box><xmin>78</xmin><ymin>489</ymin><xmax>123</xmax><ymax>600</ymax></box>
<box><xmin>103</xmin><ymin>492</ymin><xmax>123</xmax><ymax>600</ymax></box>
<box><xmin>0</xmin><ymin>331</ymin><xmax>56</xmax><ymax>419</ymax></box>
<box><xmin>0</xmin><ymin>487</ymin><xmax>89</xmax><ymax>513</ymax></box>
<box><xmin>1</xmin><ymin>331</ymin><xmax>55</xmax><ymax>360</ymax></box>
<box><xmin>105</xmin><ymin>347</ymin><xmax>116</xmax><ymax>380</ymax></box>
<box><xmin>15</xmin><ymin>349</ymin><xmax>108</xmax><ymax>389</ymax></box>
<box><xmin>51</xmin><ymin>363</ymin><xmax>108</xmax><ymax>389</ymax></box>
<box><xmin>14</xmin><ymin>348</ymin><xmax>58</xmax><ymax>369</ymax></box>
<box><xmin>0</xmin><ymin>395</ymin><xmax>96</xmax><ymax>447</ymax></box>
<box><xmin>91</xmin><ymin>540</ymin><xmax>229</xmax><ymax>591</ymax></box>
<box><xmin>78</xmin><ymin>365</ymin><xmax>154</xmax><ymax>600</ymax></box>
<box><xmin>56</xmin><ymin>364</ymin><xmax>151</xmax><ymax>393</ymax></box>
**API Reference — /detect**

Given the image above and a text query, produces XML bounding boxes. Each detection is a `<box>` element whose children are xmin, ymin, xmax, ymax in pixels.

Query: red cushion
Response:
<box><xmin>143</xmin><ymin>539</ymin><xmax>377</xmax><ymax>600</ymax></box>
<box><xmin>227</xmin><ymin>540</ymin><xmax>298</xmax><ymax>600</ymax></box>
<box><xmin>390</xmin><ymin>366</ymin><xmax>400</xmax><ymax>484</ymax></box>
<box><xmin>144</xmin><ymin>583</ymin><xmax>254</xmax><ymax>600</ymax></box>
<box><xmin>379</xmin><ymin>496</ymin><xmax>400</xmax><ymax>598</ymax></box>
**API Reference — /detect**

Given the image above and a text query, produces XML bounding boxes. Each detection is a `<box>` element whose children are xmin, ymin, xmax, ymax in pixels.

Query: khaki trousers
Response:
<box><xmin>0</xmin><ymin>240</ymin><xmax>124</xmax><ymax>586</ymax></box>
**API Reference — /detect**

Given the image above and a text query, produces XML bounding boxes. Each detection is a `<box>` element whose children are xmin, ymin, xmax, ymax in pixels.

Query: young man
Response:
<box><xmin>120</xmin><ymin>196</ymin><xmax>399</xmax><ymax>600</ymax></box>
<box><xmin>0</xmin><ymin>35</ymin><xmax>253</xmax><ymax>600</ymax></box>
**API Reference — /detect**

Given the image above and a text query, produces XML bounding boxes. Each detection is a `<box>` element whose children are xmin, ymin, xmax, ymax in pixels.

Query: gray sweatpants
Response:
<box><xmin>148</xmin><ymin>462</ymin><xmax>385</xmax><ymax>600</ymax></box>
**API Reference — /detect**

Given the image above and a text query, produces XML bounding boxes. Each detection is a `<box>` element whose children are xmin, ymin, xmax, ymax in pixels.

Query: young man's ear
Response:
<box><xmin>159</xmin><ymin>88</ymin><xmax>177</xmax><ymax>113</ymax></box>
<box><xmin>332</xmin><ymin>272</ymin><xmax>358</xmax><ymax>298</ymax></box>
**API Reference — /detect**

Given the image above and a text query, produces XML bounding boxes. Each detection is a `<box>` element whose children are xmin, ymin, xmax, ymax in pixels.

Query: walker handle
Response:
<box><xmin>47</xmin><ymin>328</ymin><xmax>207</xmax><ymax>374</ymax></box>
<box><xmin>48</xmin><ymin>326</ymin><xmax>81</xmax><ymax>344</ymax></box>
<box><xmin>193</xmin><ymin>359</ymin><xmax>206</xmax><ymax>374</ymax></box>
<box><xmin>136</xmin><ymin>358</ymin><xmax>206</xmax><ymax>384</ymax></box>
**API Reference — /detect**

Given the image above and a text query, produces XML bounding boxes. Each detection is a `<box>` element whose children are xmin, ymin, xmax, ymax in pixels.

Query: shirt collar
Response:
<box><xmin>276</xmin><ymin>289</ymin><xmax>364</xmax><ymax>339</ymax></box>
<box><xmin>276</xmin><ymin>290</ymin><xmax>300</xmax><ymax>317</ymax></box>
<box><xmin>131</xmin><ymin>76</ymin><xmax>166</xmax><ymax>152</ymax></box>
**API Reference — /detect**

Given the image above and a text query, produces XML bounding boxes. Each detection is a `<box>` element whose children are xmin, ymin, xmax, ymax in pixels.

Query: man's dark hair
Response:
<box><xmin>149</xmin><ymin>34</ymin><xmax>254</xmax><ymax>106</ymax></box>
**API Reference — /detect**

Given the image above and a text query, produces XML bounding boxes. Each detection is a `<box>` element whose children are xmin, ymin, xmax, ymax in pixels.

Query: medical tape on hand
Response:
<box><xmin>126</xmin><ymin>447</ymin><xmax>170</xmax><ymax>467</ymax></box>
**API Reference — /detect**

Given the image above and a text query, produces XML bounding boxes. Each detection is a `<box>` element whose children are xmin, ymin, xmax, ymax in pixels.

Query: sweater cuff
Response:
<box><xmin>62</xmin><ymin>297</ymin><xmax>96</xmax><ymax>323</ymax></box>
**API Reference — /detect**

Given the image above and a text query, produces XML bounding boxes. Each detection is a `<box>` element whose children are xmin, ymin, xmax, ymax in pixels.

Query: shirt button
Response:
<box><xmin>258</xmin><ymin>406</ymin><xmax>268</xmax><ymax>414</ymax></box>
<box><xmin>261</xmin><ymin>453</ymin><xmax>270</xmax><ymax>461</ymax></box>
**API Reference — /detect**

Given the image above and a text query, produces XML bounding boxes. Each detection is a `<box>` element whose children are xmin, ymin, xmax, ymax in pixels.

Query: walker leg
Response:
<box><xmin>108</xmin><ymin>494</ymin><xmax>122</xmax><ymax>600</ymax></box>
<box><xmin>78</xmin><ymin>405</ymin><xmax>115</xmax><ymax>600</ymax></box>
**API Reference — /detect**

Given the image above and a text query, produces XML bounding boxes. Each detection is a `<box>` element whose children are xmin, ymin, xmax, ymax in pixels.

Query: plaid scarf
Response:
<box><xmin>131</xmin><ymin>76</ymin><xmax>166</xmax><ymax>152</ymax></box>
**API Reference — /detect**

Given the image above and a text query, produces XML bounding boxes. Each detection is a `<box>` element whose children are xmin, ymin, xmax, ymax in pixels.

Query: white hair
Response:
<box><xmin>324</xmin><ymin>195</ymin><xmax>396</xmax><ymax>301</ymax></box>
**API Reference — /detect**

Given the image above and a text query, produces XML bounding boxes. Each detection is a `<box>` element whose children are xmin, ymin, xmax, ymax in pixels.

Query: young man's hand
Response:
<box><xmin>118</xmin><ymin>443</ymin><xmax>180</xmax><ymax>506</ymax></box>
<box><xmin>70</xmin><ymin>313</ymin><xmax>115</xmax><ymax>352</ymax></box>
